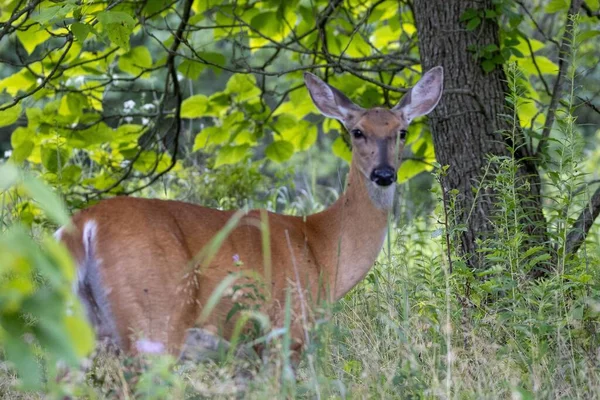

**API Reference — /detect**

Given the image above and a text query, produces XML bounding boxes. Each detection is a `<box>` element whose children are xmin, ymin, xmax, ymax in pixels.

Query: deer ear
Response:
<box><xmin>304</xmin><ymin>72</ymin><xmax>363</xmax><ymax>123</ymax></box>
<box><xmin>393</xmin><ymin>66</ymin><xmax>444</xmax><ymax>123</ymax></box>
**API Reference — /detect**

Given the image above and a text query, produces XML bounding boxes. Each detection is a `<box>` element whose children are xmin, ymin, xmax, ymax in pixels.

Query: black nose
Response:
<box><xmin>370</xmin><ymin>167</ymin><xmax>397</xmax><ymax>187</ymax></box>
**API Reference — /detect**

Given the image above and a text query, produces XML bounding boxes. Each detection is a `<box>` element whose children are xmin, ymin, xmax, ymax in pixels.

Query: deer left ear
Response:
<box><xmin>393</xmin><ymin>66</ymin><xmax>444</xmax><ymax>123</ymax></box>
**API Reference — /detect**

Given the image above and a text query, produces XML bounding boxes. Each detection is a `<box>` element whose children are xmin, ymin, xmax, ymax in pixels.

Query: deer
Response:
<box><xmin>57</xmin><ymin>67</ymin><xmax>444</xmax><ymax>364</ymax></box>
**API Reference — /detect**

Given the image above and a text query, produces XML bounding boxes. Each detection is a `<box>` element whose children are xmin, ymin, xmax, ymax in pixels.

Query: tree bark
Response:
<box><xmin>412</xmin><ymin>0</ymin><xmax>550</xmax><ymax>271</ymax></box>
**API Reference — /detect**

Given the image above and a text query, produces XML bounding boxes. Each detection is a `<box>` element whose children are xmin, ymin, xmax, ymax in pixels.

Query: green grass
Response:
<box><xmin>1</xmin><ymin>214</ymin><xmax>598</xmax><ymax>399</ymax></box>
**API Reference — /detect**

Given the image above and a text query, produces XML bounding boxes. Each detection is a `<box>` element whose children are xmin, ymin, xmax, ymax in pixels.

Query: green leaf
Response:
<box><xmin>214</xmin><ymin>144</ymin><xmax>250</xmax><ymax>167</ymax></box>
<box><xmin>21</xmin><ymin>176</ymin><xmax>71</xmax><ymax>226</ymax></box>
<box><xmin>11</xmin><ymin>141</ymin><xmax>33</xmax><ymax>163</ymax></box>
<box><xmin>276</xmin><ymin>118</ymin><xmax>318</xmax><ymax>151</ymax></box>
<box><xmin>579</xmin><ymin>30</ymin><xmax>600</xmax><ymax>43</ymax></box>
<box><xmin>466</xmin><ymin>17</ymin><xmax>481</xmax><ymax>31</ymax></box>
<box><xmin>193</xmin><ymin>126</ymin><xmax>229</xmax><ymax>150</ymax></box>
<box><xmin>96</xmin><ymin>10</ymin><xmax>136</xmax><ymax>27</ymax></box>
<box><xmin>265</xmin><ymin>140</ymin><xmax>294</xmax><ymax>162</ymax></box>
<box><xmin>332</xmin><ymin>136</ymin><xmax>352</xmax><ymax>163</ymax></box>
<box><xmin>517</xmin><ymin>56</ymin><xmax>558</xmax><ymax>76</ymax></box>
<box><xmin>33</xmin><ymin>319</ymin><xmax>78</xmax><ymax>366</ymax></box>
<box><xmin>401</xmin><ymin>23</ymin><xmax>416</xmax><ymax>36</ymax></box>
<box><xmin>372</xmin><ymin>25</ymin><xmax>397</xmax><ymax>49</ymax></box>
<box><xmin>181</xmin><ymin>94</ymin><xmax>208</xmax><ymax>118</ymax></box>
<box><xmin>59</xmin><ymin>93</ymin><xmax>89</xmax><ymax>117</ymax></box>
<box><xmin>3</xmin><ymin>336</ymin><xmax>41</xmax><ymax>389</ymax></box>
<box><xmin>178</xmin><ymin>59</ymin><xmax>205</xmax><ymax>80</ymax></box>
<box><xmin>397</xmin><ymin>159</ymin><xmax>428</xmax><ymax>182</ymax></box>
<box><xmin>41</xmin><ymin>146</ymin><xmax>70</xmax><ymax>173</ymax></box>
<box><xmin>31</xmin><ymin>3</ymin><xmax>76</xmax><ymax>25</ymax></box>
<box><xmin>96</xmin><ymin>11</ymin><xmax>136</xmax><ymax>51</ymax></box>
<box><xmin>226</xmin><ymin>74</ymin><xmax>260</xmax><ymax>101</ymax></box>
<box><xmin>0</xmin><ymin>103</ymin><xmax>21</xmax><ymax>127</ymax></box>
<box><xmin>64</xmin><ymin>315</ymin><xmax>95</xmax><ymax>357</ymax></box>
<box><xmin>587</xmin><ymin>0</ymin><xmax>599</xmax><ymax>10</ymax></box>
<box><xmin>71</xmin><ymin>22</ymin><xmax>92</xmax><ymax>43</ymax></box>
<box><xmin>248</xmin><ymin>10</ymin><xmax>296</xmax><ymax>46</ymax></box>
<box><xmin>482</xmin><ymin>59</ymin><xmax>495</xmax><ymax>73</ymax></box>
<box><xmin>273</xmin><ymin>88</ymin><xmax>314</xmax><ymax>119</ymax></box>
<box><xmin>545</xmin><ymin>0</ymin><xmax>568</xmax><ymax>13</ymax></box>
<box><xmin>10</xmin><ymin>127</ymin><xmax>34</xmax><ymax>163</ymax></box>
<box><xmin>460</xmin><ymin>8</ymin><xmax>479</xmax><ymax>21</ymax></box>
<box><xmin>60</xmin><ymin>165</ymin><xmax>82</xmax><ymax>184</ymax></box>
<box><xmin>16</xmin><ymin>26</ymin><xmax>51</xmax><ymax>55</ymax></box>
<box><xmin>192</xmin><ymin>0</ymin><xmax>221</xmax><ymax>15</ymax></box>
<box><xmin>0</xmin><ymin>70</ymin><xmax>36</xmax><ymax>97</ymax></box>
<box><xmin>197</xmin><ymin>51</ymin><xmax>226</xmax><ymax>70</ymax></box>
<box><xmin>118</xmin><ymin>46</ymin><xmax>153</xmax><ymax>77</ymax></box>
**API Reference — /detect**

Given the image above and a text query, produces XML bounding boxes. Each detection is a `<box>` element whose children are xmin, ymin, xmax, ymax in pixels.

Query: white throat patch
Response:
<box><xmin>367</xmin><ymin>183</ymin><xmax>396</xmax><ymax>210</ymax></box>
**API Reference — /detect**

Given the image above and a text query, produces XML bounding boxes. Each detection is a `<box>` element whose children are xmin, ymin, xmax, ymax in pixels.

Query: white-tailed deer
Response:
<box><xmin>57</xmin><ymin>67</ymin><xmax>443</xmax><ymax>360</ymax></box>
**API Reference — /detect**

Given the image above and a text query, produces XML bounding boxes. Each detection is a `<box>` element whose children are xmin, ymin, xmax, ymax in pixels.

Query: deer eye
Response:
<box><xmin>399</xmin><ymin>129</ymin><xmax>408</xmax><ymax>140</ymax></box>
<box><xmin>351</xmin><ymin>129</ymin><xmax>365</xmax><ymax>139</ymax></box>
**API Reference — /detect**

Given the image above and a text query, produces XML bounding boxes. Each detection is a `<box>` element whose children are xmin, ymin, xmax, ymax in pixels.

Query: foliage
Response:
<box><xmin>0</xmin><ymin>164</ymin><xmax>94</xmax><ymax>390</ymax></box>
<box><xmin>0</xmin><ymin>0</ymin><xmax>442</xmax><ymax>199</ymax></box>
<box><xmin>0</xmin><ymin>0</ymin><xmax>599</xmax><ymax>398</ymax></box>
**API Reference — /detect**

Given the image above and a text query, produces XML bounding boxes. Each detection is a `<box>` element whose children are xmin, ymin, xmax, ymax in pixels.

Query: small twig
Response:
<box><xmin>576</xmin><ymin>96</ymin><xmax>600</xmax><ymax>115</ymax></box>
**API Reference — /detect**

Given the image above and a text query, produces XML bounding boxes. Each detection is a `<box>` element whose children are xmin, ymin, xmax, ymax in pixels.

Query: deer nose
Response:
<box><xmin>370</xmin><ymin>167</ymin><xmax>397</xmax><ymax>187</ymax></box>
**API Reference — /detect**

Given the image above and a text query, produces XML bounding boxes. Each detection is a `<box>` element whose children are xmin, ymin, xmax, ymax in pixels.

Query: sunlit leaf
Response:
<box><xmin>64</xmin><ymin>315</ymin><xmax>95</xmax><ymax>357</ymax></box>
<box><xmin>332</xmin><ymin>136</ymin><xmax>352</xmax><ymax>163</ymax></box>
<box><xmin>41</xmin><ymin>146</ymin><xmax>70</xmax><ymax>174</ymax></box>
<box><xmin>119</xmin><ymin>46</ymin><xmax>153</xmax><ymax>77</ymax></box>
<box><xmin>226</xmin><ymin>74</ymin><xmax>260</xmax><ymax>101</ymax></box>
<box><xmin>193</xmin><ymin>126</ymin><xmax>229</xmax><ymax>150</ymax></box>
<box><xmin>397</xmin><ymin>159</ymin><xmax>429</xmax><ymax>182</ymax></box>
<box><xmin>31</xmin><ymin>3</ymin><xmax>76</xmax><ymax>26</ymax></box>
<box><xmin>181</xmin><ymin>94</ymin><xmax>209</xmax><ymax>118</ymax></box>
<box><xmin>10</xmin><ymin>127</ymin><xmax>34</xmax><ymax>163</ymax></box>
<box><xmin>96</xmin><ymin>11</ymin><xmax>136</xmax><ymax>51</ymax></box>
<box><xmin>16</xmin><ymin>25</ymin><xmax>51</xmax><ymax>55</ymax></box>
<box><xmin>178</xmin><ymin>59</ymin><xmax>205</xmax><ymax>80</ymax></box>
<box><xmin>214</xmin><ymin>144</ymin><xmax>250</xmax><ymax>167</ymax></box>
<box><xmin>71</xmin><ymin>22</ymin><xmax>92</xmax><ymax>43</ymax></box>
<box><xmin>0</xmin><ymin>70</ymin><xmax>37</xmax><ymax>96</ymax></box>
<box><xmin>545</xmin><ymin>0</ymin><xmax>569</xmax><ymax>13</ymax></box>
<box><xmin>0</xmin><ymin>103</ymin><xmax>21</xmax><ymax>127</ymax></box>
<box><xmin>402</xmin><ymin>23</ymin><xmax>417</xmax><ymax>36</ymax></box>
<box><xmin>265</xmin><ymin>140</ymin><xmax>294</xmax><ymax>162</ymax></box>
<box><xmin>21</xmin><ymin>175</ymin><xmax>71</xmax><ymax>226</ymax></box>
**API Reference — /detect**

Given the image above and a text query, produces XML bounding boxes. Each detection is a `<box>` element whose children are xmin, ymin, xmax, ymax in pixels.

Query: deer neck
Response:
<box><xmin>307</xmin><ymin>163</ymin><xmax>393</xmax><ymax>301</ymax></box>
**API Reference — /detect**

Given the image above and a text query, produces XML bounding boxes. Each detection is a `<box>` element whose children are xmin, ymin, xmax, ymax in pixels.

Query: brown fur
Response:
<box><xmin>60</xmin><ymin>68</ymin><xmax>443</xmax><ymax>359</ymax></box>
<box><xmin>61</xmin><ymin>163</ymin><xmax>389</xmax><ymax>355</ymax></box>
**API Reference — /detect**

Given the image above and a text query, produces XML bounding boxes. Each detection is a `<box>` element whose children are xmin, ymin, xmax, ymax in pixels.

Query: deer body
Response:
<box><xmin>58</xmin><ymin>68</ymin><xmax>443</xmax><ymax>358</ymax></box>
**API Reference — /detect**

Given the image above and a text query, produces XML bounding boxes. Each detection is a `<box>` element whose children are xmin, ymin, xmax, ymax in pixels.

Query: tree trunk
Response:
<box><xmin>412</xmin><ymin>0</ymin><xmax>550</xmax><ymax>271</ymax></box>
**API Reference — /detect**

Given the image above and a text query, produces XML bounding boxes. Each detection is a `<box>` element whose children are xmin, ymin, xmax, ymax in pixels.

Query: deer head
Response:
<box><xmin>304</xmin><ymin>67</ymin><xmax>444</xmax><ymax>209</ymax></box>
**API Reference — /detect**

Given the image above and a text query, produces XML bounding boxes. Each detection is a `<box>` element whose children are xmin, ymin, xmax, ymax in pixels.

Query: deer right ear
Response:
<box><xmin>393</xmin><ymin>66</ymin><xmax>444</xmax><ymax>123</ymax></box>
<box><xmin>304</xmin><ymin>72</ymin><xmax>363</xmax><ymax>123</ymax></box>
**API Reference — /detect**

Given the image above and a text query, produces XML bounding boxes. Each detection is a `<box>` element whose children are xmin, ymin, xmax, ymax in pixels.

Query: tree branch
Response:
<box><xmin>566</xmin><ymin>186</ymin><xmax>600</xmax><ymax>255</ymax></box>
<box><xmin>0</xmin><ymin>33</ymin><xmax>73</xmax><ymax>111</ymax></box>
<box><xmin>535</xmin><ymin>0</ymin><xmax>583</xmax><ymax>157</ymax></box>
<box><xmin>0</xmin><ymin>0</ymin><xmax>41</xmax><ymax>42</ymax></box>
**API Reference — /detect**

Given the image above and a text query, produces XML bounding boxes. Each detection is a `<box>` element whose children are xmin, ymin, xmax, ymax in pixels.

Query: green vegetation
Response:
<box><xmin>1</xmin><ymin>0</ymin><xmax>599</xmax><ymax>398</ymax></box>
